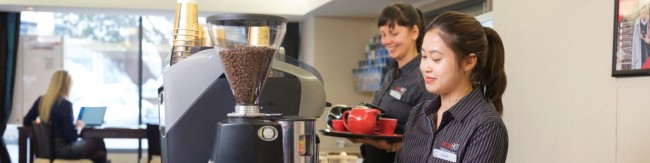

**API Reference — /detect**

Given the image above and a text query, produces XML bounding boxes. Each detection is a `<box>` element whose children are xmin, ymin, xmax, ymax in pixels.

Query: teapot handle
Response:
<box><xmin>342</xmin><ymin>111</ymin><xmax>350</xmax><ymax>130</ymax></box>
<box><xmin>371</xmin><ymin>109</ymin><xmax>383</xmax><ymax>122</ymax></box>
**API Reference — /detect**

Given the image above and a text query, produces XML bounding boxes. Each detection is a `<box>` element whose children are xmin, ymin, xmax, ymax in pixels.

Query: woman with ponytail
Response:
<box><xmin>347</xmin><ymin>2</ymin><xmax>437</xmax><ymax>163</ymax></box>
<box><xmin>24</xmin><ymin>70</ymin><xmax>108</xmax><ymax>163</ymax></box>
<box><xmin>394</xmin><ymin>11</ymin><xmax>508</xmax><ymax>162</ymax></box>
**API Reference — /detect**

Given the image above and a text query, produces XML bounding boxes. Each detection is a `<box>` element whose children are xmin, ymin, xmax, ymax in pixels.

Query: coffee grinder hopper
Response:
<box><xmin>207</xmin><ymin>14</ymin><xmax>287</xmax><ymax>117</ymax></box>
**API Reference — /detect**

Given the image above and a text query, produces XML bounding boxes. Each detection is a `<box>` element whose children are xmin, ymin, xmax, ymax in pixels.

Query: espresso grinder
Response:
<box><xmin>159</xmin><ymin>13</ymin><xmax>326</xmax><ymax>163</ymax></box>
<box><xmin>203</xmin><ymin>14</ymin><xmax>322</xmax><ymax>163</ymax></box>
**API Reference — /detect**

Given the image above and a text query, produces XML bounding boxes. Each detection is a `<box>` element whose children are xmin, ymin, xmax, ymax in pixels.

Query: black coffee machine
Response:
<box><xmin>158</xmin><ymin>14</ymin><xmax>327</xmax><ymax>163</ymax></box>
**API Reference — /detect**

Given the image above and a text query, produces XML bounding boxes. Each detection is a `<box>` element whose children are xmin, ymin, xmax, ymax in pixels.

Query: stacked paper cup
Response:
<box><xmin>198</xmin><ymin>24</ymin><xmax>214</xmax><ymax>48</ymax></box>
<box><xmin>170</xmin><ymin>0</ymin><xmax>199</xmax><ymax>65</ymax></box>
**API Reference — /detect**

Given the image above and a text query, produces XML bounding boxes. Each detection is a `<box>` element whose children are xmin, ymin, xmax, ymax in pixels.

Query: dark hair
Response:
<box><xmin>377</xmin><ymin>2</ymin><xmax>426</xmax><ymax>52</ymax></box>
<box><xmin>427</xmin><ymin>11</ymin><xmax>507</xmax><ymax>114</ymax></box>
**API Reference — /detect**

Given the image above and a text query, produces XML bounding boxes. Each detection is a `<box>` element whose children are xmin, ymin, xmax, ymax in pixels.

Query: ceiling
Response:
<box><xmin>307</xmin><ymin>0</ymin><xmax>436</xmax><ymax>18</ymax></box>
<box><xmin>0</xmin><ymin>0</ymin><xmax>444</xmax><ymax>21</ymax></box>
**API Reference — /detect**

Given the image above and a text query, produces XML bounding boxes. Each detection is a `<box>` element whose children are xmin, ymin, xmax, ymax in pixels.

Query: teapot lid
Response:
<box><xmin>353</xmin><ymin>106</ymin><xmax>371</xmax><ymax>109</ymax></box>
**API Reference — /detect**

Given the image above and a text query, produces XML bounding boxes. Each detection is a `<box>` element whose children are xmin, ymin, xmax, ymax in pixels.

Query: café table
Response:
<box><xmin>18</xmin><ymin>125</ymin><xmax>147</xmax><ymax>163</ymax></box>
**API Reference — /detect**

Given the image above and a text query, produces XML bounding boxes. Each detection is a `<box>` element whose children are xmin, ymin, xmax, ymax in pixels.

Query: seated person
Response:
<box><xmin>23</xmin><ymin>70</ymin><xmax>107</xmax><ymax>163</ymax></box>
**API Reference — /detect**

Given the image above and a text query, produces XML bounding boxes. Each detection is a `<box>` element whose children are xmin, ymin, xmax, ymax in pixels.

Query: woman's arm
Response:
<box><xmin>462</xmin><ymin>122</ymin><xmax>508</xmax><ymax>163</ymax></box>
<box><xmin>350</xmin><ymin>138</ymin><xmax>402</xmax><ymax>152</ymax></box>
<box><xmin>23</xmin><ymin>97</ymin><xmax>41</xmax><ymax>126</ymax></box>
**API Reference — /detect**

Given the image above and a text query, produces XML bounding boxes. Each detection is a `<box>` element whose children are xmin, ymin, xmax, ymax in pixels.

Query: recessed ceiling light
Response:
<box><xmin>26</xmin><ymin>6</ymin><xmax>34</xmax><ymax>11</ymax></box>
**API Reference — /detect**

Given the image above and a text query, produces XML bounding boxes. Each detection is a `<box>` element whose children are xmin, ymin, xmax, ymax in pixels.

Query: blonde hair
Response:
<box><xmin>39</xmin><ymin>70</ymin><xmax>72</xmax><ymax>123</ymax></box>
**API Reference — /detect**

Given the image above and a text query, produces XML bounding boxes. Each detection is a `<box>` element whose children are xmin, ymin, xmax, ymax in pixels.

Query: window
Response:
<box><xmin>18</xmin><ymin>11</ymin><xmax>173</xmax><ymax>150</ymax></box>
<box><xmin>141</xmin><ymin>15</ymin><xmax>173</xmax><ymax>124</ymax></box>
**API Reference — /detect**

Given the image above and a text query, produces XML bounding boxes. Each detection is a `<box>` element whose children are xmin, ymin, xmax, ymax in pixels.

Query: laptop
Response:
<box><xmin>78</xmin><ymin>106</ymin><xmax>107</xmax><ymax>127</ymax></box>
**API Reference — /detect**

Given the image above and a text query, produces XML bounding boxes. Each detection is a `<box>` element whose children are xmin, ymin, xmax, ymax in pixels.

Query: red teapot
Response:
<box><xmin>342</xmin><ymin>106</ymin><xmax>382</xmax><ymax>134</ymax></box>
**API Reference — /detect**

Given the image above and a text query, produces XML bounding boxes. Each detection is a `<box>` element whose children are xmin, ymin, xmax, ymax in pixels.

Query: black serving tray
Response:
<box><xmin>319</xmin><ymin>129</ymin><xmax>402</xmax><ymax>141</ymax></box>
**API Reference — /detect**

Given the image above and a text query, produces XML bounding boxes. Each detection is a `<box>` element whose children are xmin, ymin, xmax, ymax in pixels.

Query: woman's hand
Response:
<box><xmin>75</xmin><ymin>120</ymin><xmax>86</xmax><ymax>130</ymax></box>
<box><xmin>348</xmin><ymin>138</ymin><xmax>394</xmax><ymax>151</ymax></box>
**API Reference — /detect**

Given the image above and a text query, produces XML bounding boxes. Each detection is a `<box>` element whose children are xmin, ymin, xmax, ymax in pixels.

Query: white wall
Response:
<box><xmin>617</xmin><ymin>77</ymin><xmax>650</xmax><ymax>163</ymax></box>
<box><xmin>301</xmin><ymin>16</ymin><xmax>377</xmax><ymax>153</ymax></box>
<box><xmin>495</xmin><ymin>0</ymin><xmax>650</xmax><ymax>162</ymax></box>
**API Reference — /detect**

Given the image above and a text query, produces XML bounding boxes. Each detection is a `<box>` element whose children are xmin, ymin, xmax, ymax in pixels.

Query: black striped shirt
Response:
<box><xmin>363</xmin><ymin>57</ymin><xmax>437</xmax><ymax>163</ymax></box>
<box><xmin>395</xmin><ymin>88</ymin><xmax>508</xmax><ymax>163</ymax></box>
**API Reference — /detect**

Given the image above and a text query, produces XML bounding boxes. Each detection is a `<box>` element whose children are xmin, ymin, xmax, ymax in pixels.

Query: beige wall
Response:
<box><xmin>617</xmin><ymin>77</ymin><xmax>650</xmax><ymax>163</ymax></box>
<box><xmin>301</xmin><ymin>16</ymin><xmax>377</xmax><ymax>152</ymax></box>
<box><xmin>495</xmin><ymin>0</ymin><xmax>650</xmax><ymax>162</ymax></box>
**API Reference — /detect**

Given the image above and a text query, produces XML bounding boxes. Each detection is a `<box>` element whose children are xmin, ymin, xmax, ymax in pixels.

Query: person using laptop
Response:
<box><xmin>23</xmin><ymin>70</ymin><xmax>108</xmax><ymax>163</ymax></box>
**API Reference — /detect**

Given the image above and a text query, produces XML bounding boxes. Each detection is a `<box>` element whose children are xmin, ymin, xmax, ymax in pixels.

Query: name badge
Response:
<box><xmin>389</xmin><ymin>89</ymin><xmax>402</xmax><ymax>100</ymax></box>
<box><xmin>432</xmin><ymin>149</ymin><xmax>457</xmax><ymax>162</ymax></box>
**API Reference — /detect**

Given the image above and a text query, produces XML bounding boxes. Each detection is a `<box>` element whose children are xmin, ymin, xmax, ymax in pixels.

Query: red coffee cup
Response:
<box><xmin>379</xmin><ymin>118</ymin><xmax>397</xmax><ymax>135</ymax></box>
<box><xmin>331</xmin><ymin>119</ymin><xmax>346</xmax><ymax>132</ymax></box>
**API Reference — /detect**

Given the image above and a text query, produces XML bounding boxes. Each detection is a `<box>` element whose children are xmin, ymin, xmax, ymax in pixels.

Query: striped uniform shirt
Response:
<box><xmin>363</xmin><ymin>56</ymin><xmax>437</xmax><ymax>163</ymax></box>
<box><xmin>395</xmin><ymin>88</ymin><xmax>508</xmax><ymax>163</ymax></box>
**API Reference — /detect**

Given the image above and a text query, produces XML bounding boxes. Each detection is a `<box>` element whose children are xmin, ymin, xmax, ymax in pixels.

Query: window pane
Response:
<box><xmin>20</xmin><ymin>11</ymin><xmax>141</xmax><ymax>125</ymax></box>
<box><xmin>19</xmin><ymin>11</ymin><xmax>142</xmax><ymax>149</ymax></box>
<box><xmin>141</xmin><ymin>15</ymin><xmax>173</xmax><ymax>124</ymax></box>
<box><xmin>53</xmin><ymin>12</ymin><xmax>141</xmax><ymax>126</ymax></box>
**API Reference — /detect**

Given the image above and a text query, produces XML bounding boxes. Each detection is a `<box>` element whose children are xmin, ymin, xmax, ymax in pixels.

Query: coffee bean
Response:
<box><xmin>220</xmin><ymin>46</ymin><xmax>276</xmax><ymax>105</ymax></box>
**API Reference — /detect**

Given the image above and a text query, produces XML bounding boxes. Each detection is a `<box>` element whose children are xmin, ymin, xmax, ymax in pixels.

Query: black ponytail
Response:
<box><xmin>482</xmin><ymin>27</ymin><xmax>507</xmax><ymax>114</ymax></box>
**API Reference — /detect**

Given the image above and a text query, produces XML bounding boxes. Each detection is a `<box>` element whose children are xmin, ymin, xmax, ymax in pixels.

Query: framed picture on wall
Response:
<box><xmin>613</xmin><ymin>0</ymin><xmax>650</xmax><ymax>76</ymax></box>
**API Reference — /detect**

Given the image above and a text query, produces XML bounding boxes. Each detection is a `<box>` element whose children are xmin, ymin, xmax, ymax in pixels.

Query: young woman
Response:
<box><xmin>349</xmin><ymin>2</ymin><xmax>437</xmax><ymax>163</ymax></box>
<box><xmin>23</xmin><ymin>70</ymin><xmax>108</xmax><ymax>163</ymax></box>
<box><xmin>394</xmin><ymin>11</ymin><xmax>508</xmax><ymax>162</ymax></box>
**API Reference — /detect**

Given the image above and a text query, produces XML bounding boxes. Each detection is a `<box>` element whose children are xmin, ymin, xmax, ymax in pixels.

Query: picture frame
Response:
<box><xmin>613</xmin><ymin>0</ymin><xmax>650</xmax><ymax>76</ymax></box>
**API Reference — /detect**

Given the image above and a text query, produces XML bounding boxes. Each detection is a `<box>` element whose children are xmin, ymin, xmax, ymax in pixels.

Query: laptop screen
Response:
<box><xmin>78</xmin><ymin>107</ymin><xmax>107</xmax><ymax>126</ymax></box>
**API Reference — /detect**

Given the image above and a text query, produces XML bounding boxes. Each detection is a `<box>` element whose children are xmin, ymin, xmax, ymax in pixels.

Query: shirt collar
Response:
<box><xmin>426</xmin><ymin>88</ymin><xmax>486</xmax><ymax>122</ymax></box>
<box><xmin>392</xmin><ymin>55</ymin><xmax>421</xmax><ymax>79</ymax></box>
<box><xmin>400</xmin><ymin>55</ymin><xmax>420</xmax><ymax>72</ymax></box>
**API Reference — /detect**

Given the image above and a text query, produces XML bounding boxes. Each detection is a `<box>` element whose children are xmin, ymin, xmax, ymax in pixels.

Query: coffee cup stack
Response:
<box><xmin>170</xmin><ymin>0</ymin><xmax>200</xmax><ymax>65</ymax></box>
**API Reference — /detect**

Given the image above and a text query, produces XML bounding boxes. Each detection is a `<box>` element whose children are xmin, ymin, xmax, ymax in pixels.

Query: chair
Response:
<box><xmin>145</xmin><ymin>124</ymin><xmax>161</xmax><ymax>163</ymax></box>
<box><xmin>31</xmin><ymin>123</ymin><xmax>93</xmax><ymax>163</ymax></box>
